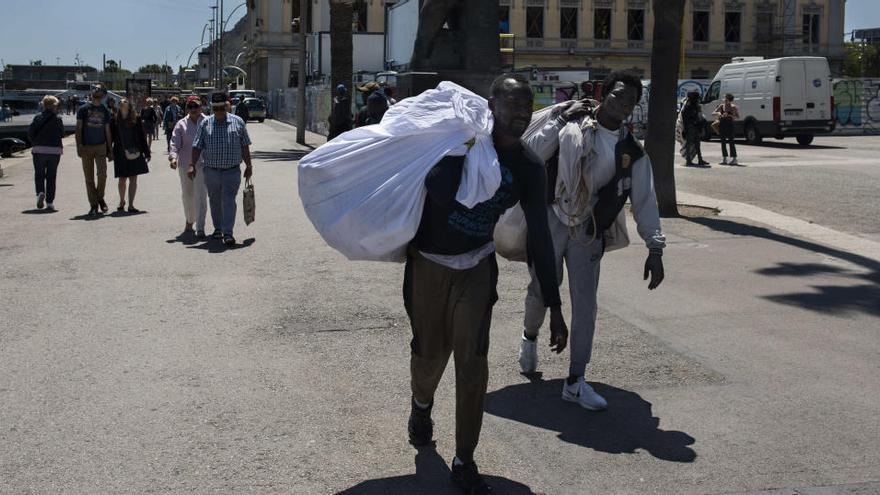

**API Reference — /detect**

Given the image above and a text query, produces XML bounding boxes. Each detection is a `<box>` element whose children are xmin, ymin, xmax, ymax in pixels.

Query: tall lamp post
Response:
<box><xmin>296</xmin><ymin>0</ymin><xmax>307</xmax><ymax>144</ymax></box>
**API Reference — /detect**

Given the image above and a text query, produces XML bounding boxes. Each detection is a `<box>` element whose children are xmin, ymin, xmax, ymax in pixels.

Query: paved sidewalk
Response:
<box><xmin>1</xmin><ymin>122</ymin><xmax>878</xmax><ymax>494</ymax></box>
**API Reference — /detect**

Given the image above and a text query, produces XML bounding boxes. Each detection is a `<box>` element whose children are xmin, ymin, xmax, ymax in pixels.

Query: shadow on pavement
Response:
<box><xmin>745</xmin><ymin>141</ymin><xmax>845</xmax><ymax>150</ymax></box>
<box><xmin>251</xmin><ymin>149</ymin><xmax>310</xmax><ymax>162</ymax></box>
<box><xmin>166</xmin><ymin>231</ymin><xmax>200</xmax><ymax>246</ymax></box>
<box><xmin>685</xmin><ymin>216</ymin><xmax>880</xmax><ymax>317</ymax></box>
<box><xmin>336</xmin><ymin>448</ymin><xmax>542</xmax><ymax>495</ymax></box>
<box><xmin>484</xmin><ymin>379</ymin><xmax>697</xmax><ymax>463</ymax></box>
<box><xmin>108</xmin><ymin>210</ymin><xmax>148</xmax><ymax>218</ymax></box>
<box><xmin>69</xmin><ymin>213</ymin><xmax>105</xmax><ymax>221</ymax></box>
<box><xmin>21</xmin><ymin>209</ymin><xmax>58</xmax><ymax>214</ymax></box>
<box><xmin>186</xmin><ymin>237</ymin><xmax>255</xmax><ymax>253</ymax></box>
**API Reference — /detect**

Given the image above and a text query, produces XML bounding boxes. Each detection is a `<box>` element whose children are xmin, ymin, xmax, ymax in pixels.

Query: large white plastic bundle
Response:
<box><xmin>298</xmin><ymin>81</ymin><xmax>501</xmax><ymax>262</ymax></box>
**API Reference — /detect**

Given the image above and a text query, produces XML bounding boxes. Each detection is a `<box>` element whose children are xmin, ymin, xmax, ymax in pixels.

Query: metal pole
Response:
<box><xmin>210</xmin><ymin>6</ymin><xmax>217</xmax><ymax>87</ymax></box>
<box><xmin>217</xmin><ymin>0</ymin><xmax>226</xmax><ymax>89</ymax></box>
<box><xmin>296</xmin><ymin>0</ymin><xmax>307</xmax><ymax>144</ymax></box>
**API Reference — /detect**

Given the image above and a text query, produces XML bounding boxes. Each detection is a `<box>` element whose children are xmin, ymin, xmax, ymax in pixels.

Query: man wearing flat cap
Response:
<box><xmin>191</xmin><ymin>92</ymin><xmax>253</xmax><ymax>247</ymax></box>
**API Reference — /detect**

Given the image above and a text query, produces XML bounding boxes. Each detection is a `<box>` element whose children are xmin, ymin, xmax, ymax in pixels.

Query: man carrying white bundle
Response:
<box><xmin>404</xmin><ymin>74</ymin><xmax>569</xmax><ymax>494</ymax></box>
<box><xmin>518</xmin><ymin>70</ymin><xmax>667</xmax><ymax>411</ymax></box>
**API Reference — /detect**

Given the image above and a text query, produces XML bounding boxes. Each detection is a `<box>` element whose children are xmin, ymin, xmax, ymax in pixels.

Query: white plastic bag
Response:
<box><xmin>494</xmin><ymin>203</ymin><xmax>528</xmax><ymax>262</ymax></box>
<box><xmin>298</xmin><ymin>81</ymin><xmax>500</xmax><ymax>262</ymax></box>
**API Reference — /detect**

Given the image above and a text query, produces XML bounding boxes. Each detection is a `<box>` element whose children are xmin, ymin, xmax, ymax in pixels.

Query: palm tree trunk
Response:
<box><xmin>329</xmin><ymin>1</ymin><xmax>354</xmax><ymax>98</ymax></box>
<box><xmin>645</xmin><ymin>0</ymin><xmax>686</xmax><ymax>217</ymax></box>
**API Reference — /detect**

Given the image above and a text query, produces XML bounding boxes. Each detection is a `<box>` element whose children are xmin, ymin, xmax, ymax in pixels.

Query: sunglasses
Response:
<box><xmin>186</xmin><ymin>104</ymin><xmax>200</xmax><ymax>109</ymax></box>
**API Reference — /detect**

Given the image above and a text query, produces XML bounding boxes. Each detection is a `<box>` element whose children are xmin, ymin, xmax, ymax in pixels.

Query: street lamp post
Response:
<box><xmin>296</xmin><ymin>0</ymin><xmax>307</xmax><ymax>144</ymax></box>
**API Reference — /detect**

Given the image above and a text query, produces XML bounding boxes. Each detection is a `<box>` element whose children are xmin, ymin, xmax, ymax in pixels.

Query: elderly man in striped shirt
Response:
<box><xmin>191</xmin><ymin>92</ymin><xmax>253</xmax><ymax>246</ymax></box>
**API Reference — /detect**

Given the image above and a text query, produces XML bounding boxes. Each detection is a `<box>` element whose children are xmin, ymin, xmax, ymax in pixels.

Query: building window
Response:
<box><xmin>628</xmin><ymin>9</ymin><xmax>644</xmax><ymax>41</ymax></box>
<box><xmin>693</xmin><ymin>11</ymin><xmax>709</xmax><ymax>42</ymax></box>
<box><xmin>803</xmin><ymin>13</ymin><xmax>820</xmax><ymax>48</ymax></box>
<box><xmin>725</xmin><ymin>12</ymin><xmax>741</xmax><ymax>43</ymax></box>
<box><xmin>595</xmin><ymin>8</ymin><xmax>611</xmax><ymax>40</ymax></box>
<box><xmin>352</xmin><ymin>0</ymin><xmax>368</xmax><ymax>32</ymax></box>
<box><xmin>756</xmin><ymin>12</ymin><xmax>773</xmax><ymax>42</ymax></box>
<box><xmin>526</xmin><ymin>6</ymin><xmax>544</xmax><ymax>38</ymax></box>
<box><xmin>561</xmin><ymin>7</ymin><xmax>578</xmax><ymax>39</ymax></box>
<box><xmin>499</xmin><ymin>6</ymin><xmax>510</xmax><ymax>33</ymax></box>
<box><xmin>691</xmin><ymin>68</ymin><xmax>710</xmax><ymax>79</ymax></box>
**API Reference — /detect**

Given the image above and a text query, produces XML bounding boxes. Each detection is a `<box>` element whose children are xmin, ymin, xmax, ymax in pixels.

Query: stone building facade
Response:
<box><xmin>499</xmin><ymin>0</ymin><xmax>846</xmax><ymax>78</ymax></box>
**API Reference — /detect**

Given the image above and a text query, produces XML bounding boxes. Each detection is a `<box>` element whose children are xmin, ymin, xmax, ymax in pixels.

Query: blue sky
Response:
<box><xmin>1</xmin><ymin>0</ymin><xmax>878</xmax><ymax>71</ymax></box>
<box><xmin>844</xmin><ymin>0</ymin><xmax>880</xmax><ymax>36</ymax></box>
<box><xmin>0</xmin><ymin>0</ymin><xmax>247</xmax><ymax>71</ymax></box>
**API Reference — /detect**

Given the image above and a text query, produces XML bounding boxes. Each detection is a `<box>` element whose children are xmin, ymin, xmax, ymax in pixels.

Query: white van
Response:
<box><xmin>701</xmin><ymin>56</ymin><xmax>835</xmax><ymax>146</ymax></box>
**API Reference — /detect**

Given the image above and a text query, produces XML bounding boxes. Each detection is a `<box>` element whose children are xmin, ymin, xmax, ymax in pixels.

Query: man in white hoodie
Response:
<box><xmin>519</xmin><ymin>71</ymin><xmax>666</xmax><ymax>410</ymax></box>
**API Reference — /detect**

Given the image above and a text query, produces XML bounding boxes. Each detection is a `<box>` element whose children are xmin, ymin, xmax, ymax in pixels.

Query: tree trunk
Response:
<box><xmin>329</xmin><ymin>1</ymin><xmax>353</xmax><ymax>99</ymax></box>
<box><xmin>645</xmin><ymin>0</ymin><xmax>685</xmax><ymax>217</ymax></box>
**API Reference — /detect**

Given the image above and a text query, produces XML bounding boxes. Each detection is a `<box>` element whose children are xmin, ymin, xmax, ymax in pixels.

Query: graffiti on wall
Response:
<box><xmin>627</xmin><ymin>80</ymin><xmax>711</xmax><ymax>139</ymax></box>
<box><xmin>267</xmin><ymin>85</ymin><xmax>332</xmax><ymax>136</ymax></box>
<box><xmin>833</xmin><ymin>79</ymin><xmax>880</xmax><ymax>135</ymax></box>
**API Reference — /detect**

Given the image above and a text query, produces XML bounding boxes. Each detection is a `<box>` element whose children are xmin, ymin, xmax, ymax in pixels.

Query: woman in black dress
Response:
<box><xmin>110</xmin><ymin>99</ymin><xmax>150</xmax><ymax>213</ymax></box>
<box><xmin>681</xmin><ymin>91</ymin><xmax>709</xmax><ymax>167</ymax></box>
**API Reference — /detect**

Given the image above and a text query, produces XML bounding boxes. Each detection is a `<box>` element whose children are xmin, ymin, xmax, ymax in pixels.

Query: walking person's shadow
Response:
<box><xmin>336</xmin><ymin>447</ymin><xmax>541</xmax><ymax>494</ymax></box>
<box><xmin>485</xmin><ymin>378</ymin><xmax>697</xmax><ymax>463</ymax></box>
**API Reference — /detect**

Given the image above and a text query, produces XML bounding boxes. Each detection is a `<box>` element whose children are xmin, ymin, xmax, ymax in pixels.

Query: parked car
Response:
<box><xmin>701</xmin><ymin>56</ymin><xmax>835</xmax><ymax>146</ymax></box>
<box><xmin>243</xmin><ymin>97</ymin><xmax>266</xmax><ymax>122</ymax></box>
<box><xmin>0</xmin><ymin>137</ymin><xmax>26</xmax><ymax>157</ymax></box>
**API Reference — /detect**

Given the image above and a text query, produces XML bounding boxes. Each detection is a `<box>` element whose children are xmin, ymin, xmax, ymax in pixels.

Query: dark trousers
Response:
<box><xmin>403</xmin><ymin>247</ymin><xmax>498</xmax><ymax>463</ymax></box>
<box><xmin>720</xmin><ymin>119</ymin><xmax>737</xmax><ymax>158</ymax></box>
<box><xmin>33</xmin><ymin>153</ymin><xmax>60</xmax><ymax>202</ymax></box>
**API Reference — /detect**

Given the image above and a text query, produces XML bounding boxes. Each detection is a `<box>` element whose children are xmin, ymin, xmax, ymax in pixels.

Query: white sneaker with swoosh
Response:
<box><xmin>562</xmin><ymin>377</ymin><xmax>607</xmax><ymax>411</ymax></box>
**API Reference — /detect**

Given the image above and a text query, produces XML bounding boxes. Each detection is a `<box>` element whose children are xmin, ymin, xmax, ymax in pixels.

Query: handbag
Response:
<box><xmin>243</xmin><ymin>178</ymin><xmax>255</xmax><ymax>225</ymax></box>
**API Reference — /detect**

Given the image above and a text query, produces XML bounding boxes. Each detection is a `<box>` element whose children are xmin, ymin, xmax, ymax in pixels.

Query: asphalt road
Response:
<box><xmin>675</xmin><ymin>135</ymin><xmax>880</xmax><ymax>240</ymax></box>
<box><xmin>1</xmin><ymin>122</ymin><xmax>878</xmax><ymax>494</ymax></box>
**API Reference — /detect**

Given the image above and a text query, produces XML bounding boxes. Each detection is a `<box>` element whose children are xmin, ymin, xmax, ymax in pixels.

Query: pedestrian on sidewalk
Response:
<box><xmin>75</xmin><ymin>84</ymin><xmax>114</xmax><ymax>216</ymax></box>
<box><xmin>234</xmin><ymin>96</ymin><xmax>250</xmax><ymax>122</ymax></box>
<box><xmin>354</xmin><ymin>81</ymin><xmax>382</xmax><ymax>127</ymax></box>
<box><xmin>28</xmin><ymin>95</ymin><xmax>65</xmax><ymax>211</ymax></box>
<box><xmin>169</xmin><ymin>96</ymin><xmax>209</xmax><ymax>237</ymax></box>
<box><xmin>714</xmin><ymin>93</ymin><xmax>740</xmax><ymax>165</ymax></box>
<box><xmin>681</xmin><ymin>91</ymin><xmax>709</xmax><ymax>167</ymax></box>
<box><xmin>110</xmin><ymin>99</ymin><xmax>150</xmax><ymax>213</ymax></box>
<box><xmin>140</xmin><ymin>98</ymin><xmax>159</xmax><ymax>147</ymax></box>
<box><xmin>191</xmin><ymin>92</ymin><xmax>253</xmax><ymax>247</ymax></box>
<box><xmin>327</xmin><ymin>84</ymin><xmax>352</xmax><ymax>139</ymax></box>
<box><xmin>163</xmin><ymin>96</ymin><xmax>182</xmax><ymax>153</ymax></box>
<box><xmin>518</xmin><ymin>71</ymin><xmax>666</xmax><ymax>411</ymax></box>
<box><xmin>354</xmin><ymin>91</ymin><xmax>389</xmax><ymax>128</ymax></box>
<box><xmin>405</xmin><ymin>74</ymin><xmax>568</xmax><ymax>495</ymax></box>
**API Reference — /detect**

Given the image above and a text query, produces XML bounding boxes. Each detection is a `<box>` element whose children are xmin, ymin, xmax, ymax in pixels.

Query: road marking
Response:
<box><xmin>678</xmin><ymin>191</ymin><xmax>880</xmax><ymax>262</ymax></box>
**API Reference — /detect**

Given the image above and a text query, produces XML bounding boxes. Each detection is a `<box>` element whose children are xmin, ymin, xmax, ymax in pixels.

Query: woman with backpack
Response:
<box><xmin>681</xmin><ymin>91</ymin><xmax>709</xmax><ymax>167</ymax></box>
<box><xmin>28</xmin><ymin>95</ymin><xmax>65</xmax><ymax>211</ymax></box>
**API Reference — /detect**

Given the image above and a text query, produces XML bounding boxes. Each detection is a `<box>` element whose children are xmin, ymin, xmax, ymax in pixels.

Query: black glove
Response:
<box><xmin>643</xmin><ymin>252</ymin><xmax>665</xmax><ymax>290</ymax></box>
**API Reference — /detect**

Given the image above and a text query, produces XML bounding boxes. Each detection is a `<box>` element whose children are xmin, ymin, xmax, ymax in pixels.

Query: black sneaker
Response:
<box><xmin>88</xmin><ymin>207</ymin><xmax>98</xmax><ymax>217</ymax></box>
<box><xmin>407</xmin><ymin>398</ymin><xmax>433</xmax><ymax>447</ymax></box>
<box><xmin>211</xmin><ymin>229</ymin><xmax>223</xmax><ymax>239</ymax></box>
<box><xmin>98</xmin><ymin>199</ymin><xmax>109</xmax><ymax>213</ymax></box>
<box><xmin>451</xmin><ymin>459</ymin><xmax>491</xmax><ymax>495</ymax></box>
<box><xmin>223</xmin><ymin>235</ymin><xmax>236</xmax><ymax>246</ymax></box>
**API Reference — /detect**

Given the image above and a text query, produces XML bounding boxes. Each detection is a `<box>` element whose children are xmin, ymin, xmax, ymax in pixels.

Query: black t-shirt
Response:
<box><xmin>76</xmin><ymin>104</ymin><xmax>111</xmax><ymax>145</ymax></box>
<box><xmin>414</xmin><ymin>142</ymin><xmax>561</xmax><ymax>307</ymax></box>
